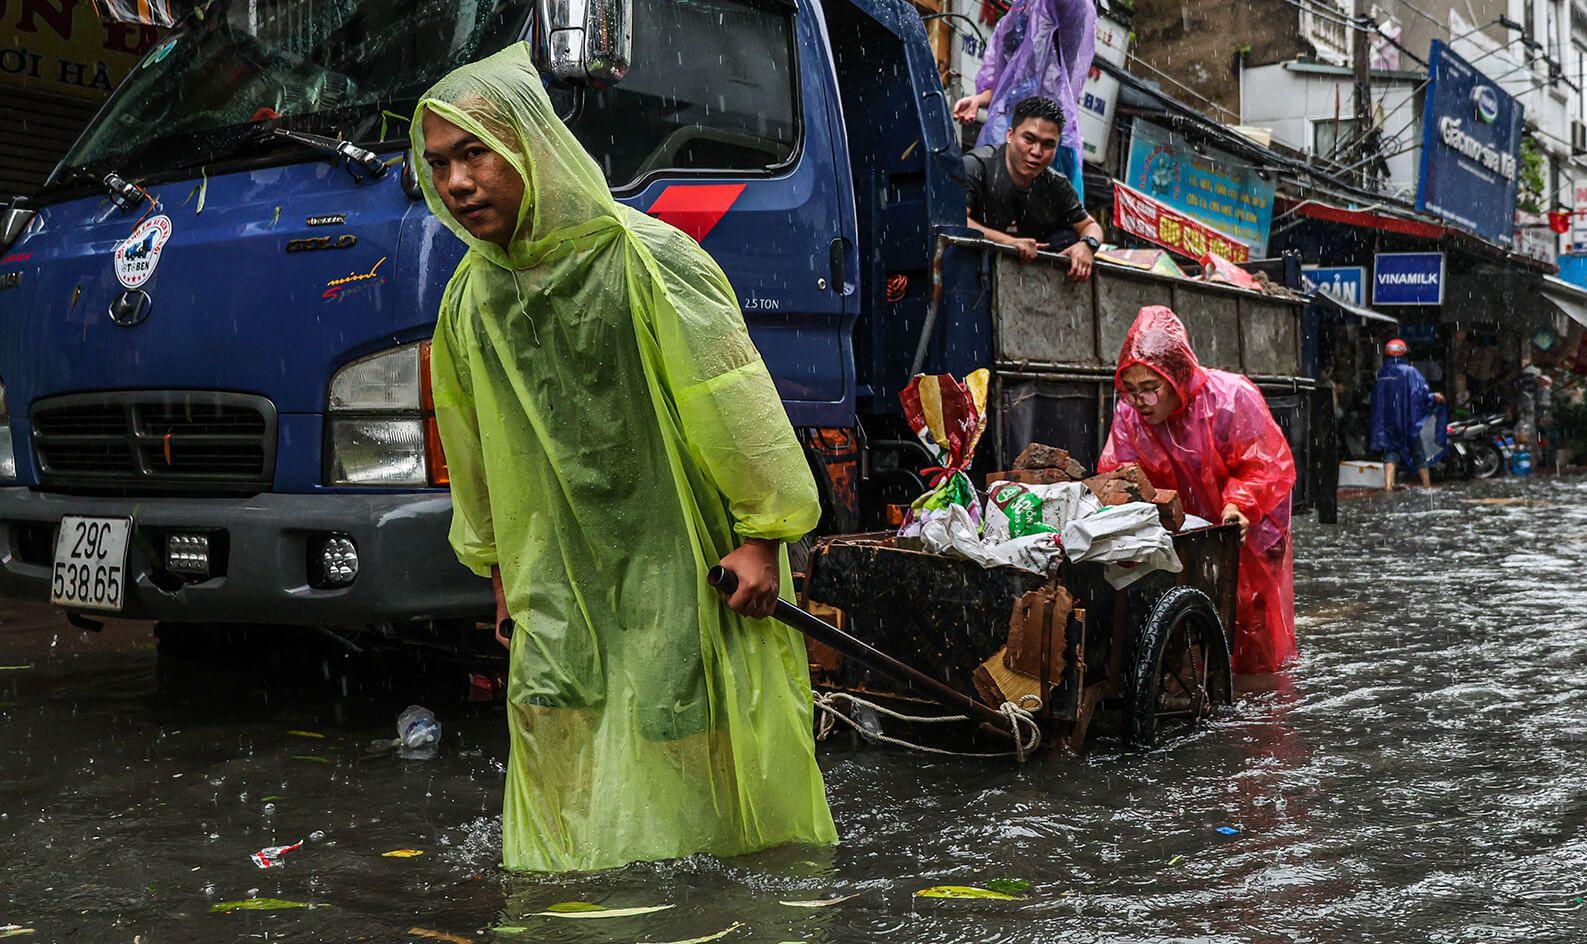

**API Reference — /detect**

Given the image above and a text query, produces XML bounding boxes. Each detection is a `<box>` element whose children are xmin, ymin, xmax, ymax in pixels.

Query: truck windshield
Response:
<box><xmin>58</xmin><ymin>0</ymin><xmax>532</xmax><ymax>180</ymax></box>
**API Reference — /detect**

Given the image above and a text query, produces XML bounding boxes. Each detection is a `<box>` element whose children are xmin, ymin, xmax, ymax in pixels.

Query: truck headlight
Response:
<box><xmin>325</xmin><ymin>343</ymin><xmax>446</xmax><ymax>487</ymax></box>
<box><xmin>0</xmin><ymin>378</ymin><xmax>15</xmax><ymax>482</ymax></box>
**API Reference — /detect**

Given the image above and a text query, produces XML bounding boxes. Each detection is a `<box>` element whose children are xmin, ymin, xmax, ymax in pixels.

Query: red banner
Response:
<box><xmin>1112</xmin><ymin>181</ymin><xmax>1251</xmax><ymax>264</ymax></box>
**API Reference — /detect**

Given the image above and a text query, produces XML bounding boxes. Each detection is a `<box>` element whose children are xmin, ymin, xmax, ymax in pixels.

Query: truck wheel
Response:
<box><xmin>1125</xmin><ymin>587</ymin><xmax>1233</xmax><ymax>751</ymax></box>
<box><xmin>1469</xmin><ymin>441</ymin><xmax>1503</xmax><ymax>479</ymax></box>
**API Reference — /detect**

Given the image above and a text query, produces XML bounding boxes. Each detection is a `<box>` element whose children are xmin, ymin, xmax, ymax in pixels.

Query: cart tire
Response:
<box><xmin>1125</xmin><ymin>586</ymin><xmax>1233</xmax><ymax>751</ymax></box>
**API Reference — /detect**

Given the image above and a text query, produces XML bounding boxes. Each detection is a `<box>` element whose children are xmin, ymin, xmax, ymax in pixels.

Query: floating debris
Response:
<box><xmin>534</xmin><ymin>903</ymin><xmax>675</xmax><ymax>919</ymax></box>
<box><xmin>210</xmin><ymin>898</ymin><xmax>313</xmax><ymax>913</ymax></box>
<box><xmin>0</xmin><ymin>665</ymin><xmax>32</xmax><ymax>672</ymax></box>
<box><xmin>1167</xmin><ymin>854</ymin><xmax>1185</xmax><ymax>866</ymax></box>
<box><xmin>0</xmin><ymin>927</ymin><xmax>35</xmax><ymax>938</ymax></box>
<box><xmin>382</xmin><ymin>849</ymin><xmax>424</xmax><ymax>858</ymax></box>
<box><xmin>250</xmin><ymin>839</ymin><xmax>303</xmax><ymax>869</ymax></box>
<box><xmin>642</xmin><ymin>923</ymin><xmax>744</xmax><ymax>944</ymax></box>
<box><xmin>777</xmin><ymin>893</ymin><xmax>860</xmax><ymax>908</ymax></box>
<box><xmin>1215</xmin><ymin>826</ymin><xmax>1241</xmax><ymax>836</ymax></box>
<box><xmin>408</xmin><ymin>929</ymin><xmax>470</xmax><ymax>944</ymax></box>
<box><xmin>984</xmin><ymin>879</ymin><xmax>1032</xmax><ymax>895</ymax></box>
<box><xmin>290</xmin><ymin>754</ymin><xmax>331</xmax><ymax>764</ymax></box>
<box><xmin>914</xmin><ymin>885</ymin><xmax>1024</xmax><ymax>900</ymax></box>
<box><xmin>287</xmin><ymin>730</ymin><xmax>326</xmax><ymax>739</ymax></box>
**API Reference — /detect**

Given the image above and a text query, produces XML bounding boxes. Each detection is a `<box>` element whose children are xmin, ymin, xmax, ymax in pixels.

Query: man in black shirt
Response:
<box><xmin>964</xmin><ymin>96</ymin><xmax>1102</xmax><ymax>280</ymax></box>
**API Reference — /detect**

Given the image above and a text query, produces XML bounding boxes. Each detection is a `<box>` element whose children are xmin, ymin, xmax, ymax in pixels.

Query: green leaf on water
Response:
<box><xmin>0</xmin><ymin>665</ymin><xmax>32</xmax><ymax>671</ymax></box>
<box><xmin>210</xmin><ymin>898</ymin><xmax>313</xmax><ymax>913</ymax></box>
<box><xmin>984</xmin><ymin>879</ymin><xmax>1032</xmax><ymax>895</ymax></box>
<box><xmin>287</xmin><ymin>730</ymin><xmax>325</xmax><ymax>739</ymax></box>
<box><xmin>290</xmin><ymin>754</ymin><xmax>331</xmax><ymax>764</ymax></box>
<box><xmin>535</xmin><ymin>903</ymin><xmax>674</xmax><ymax>918</ymax></box>
<box><xmin>641</xmin><ymin>922</ymin><xmax>743</xmax><ymax>944</ymax></box>
<box><xmin>260</xmin><ymin>795</ymin><xmax>285</xmax><ymax>803</ymax></box>
<box><xmin>914</xmin><ymin>885</ymin><xmax>1023</xmax><ymax>901</ymax></box>
<box><xmin>778</xmin><ymin>893</ymin><xmax>861</xmax><ymax>908</ymax></box>
<box><xmin>0</xmin><ymin>928</ymin><xmax>36</xmax><ymax>938</ymax></box>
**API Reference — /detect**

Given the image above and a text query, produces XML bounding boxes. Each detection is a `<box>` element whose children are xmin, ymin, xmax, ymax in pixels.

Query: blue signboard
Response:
<box><xmin>1125</xmin><ymin>120</ymin><xmax>1275</xmax><ymax>255</ymax></box>
<box><xmin>1417</xmin><ymin>40</ymin><xmax>1524</xmax><ymax>246</ymax></box>
<box><xmin>1373</xmin><ymin>252</ymin><xmax>1445</xmax><ymax>306</ymax></box>
<box><xmin>1302</xmin><ymin>266</ymin><xmax>1367</xmax><ymax>306</ymax></box>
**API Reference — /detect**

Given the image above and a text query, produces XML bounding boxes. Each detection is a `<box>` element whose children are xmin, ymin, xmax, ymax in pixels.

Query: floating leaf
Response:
<box><xmin>260</xmin><ymin>795</ymin><xmax>285</xmax><ymax>803</ymax></box>
<box><xmin>210</xmin><ymin>898</ymin><xmax>313</xmax><ymax>913</ymax></box>
<box><xmin>535</xmin><ymin>903</ymin><xmax>674</xmax><ymax>919</ymax></box>
<box><xmin>408</xmin><ymin>929</ymin><xmax>470</xmax><ymax>944</ymax></box>
<box><xmin>641</xmin><ymin>923</ymin><xmax>743</xmax><ymax>944</ymax></box>
<box><xmin>914</xmin><ymin>885</ymin><xmax>1023</xmax><ymax>901</ymax></box>
<box><xmin>778</xmin><ymin>893</ymin><xmax>860</xmax><ymax>908</ymax></box>
<box><xmin>1167</xmin><ymin>854</ymin><xmax>1185</xmax><ymax>866</ymax></box>
<box><xmin>382</xmin><ymin>849</ymin><xmax>424</xmax><ymax>858</ymax></box>
<box><xmin>984</xmin><ymin>879</ymin><xmax>1032</xmax><ymax>895</ymax></box>
<box><xmin>287</xmin><ymin>730</ymin><xmax>325</xmax><ymax>739</ymax></box>
<box><xmin>0</xmin><ymin>665</ymin><xmax>31</xmax><ymax>671</ymax></box>
<box><xmin>291</xmin><ymin>754</ymin><xmax>331</xmax><ymax>764</ymax></box>
<box><xmin>0</xmin><ymin>929</ymin><xmax>35</xmax><ymax>938</ymax></box>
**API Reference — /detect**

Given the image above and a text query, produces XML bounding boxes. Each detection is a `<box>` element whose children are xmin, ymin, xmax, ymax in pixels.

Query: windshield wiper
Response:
<box><xmin>267</xmin><ymin>128</ymin><xmax>388</xmax><ymax>180</ymax></box>
<box><xmin>47</xmin><ymin>165</ymin><xmax>150</xmax><ymax>209</ymax></box>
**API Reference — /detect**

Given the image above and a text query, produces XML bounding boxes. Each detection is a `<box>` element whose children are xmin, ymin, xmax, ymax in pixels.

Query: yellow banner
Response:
<box><xmin>1</xmin><ymin>0</ymin><xmax>162</xmax><ymax>101</ymax></box>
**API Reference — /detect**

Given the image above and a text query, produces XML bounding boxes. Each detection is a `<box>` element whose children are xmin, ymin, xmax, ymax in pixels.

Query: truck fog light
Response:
<box><xmin>166</xmin><ymin>533</ymin><xmax>211</xmax><ymax>576</ymax></box>
<box><xmin>317</xmin><ymin>534</ymin><xmax>359</xmax><ymax>587</ymax></box>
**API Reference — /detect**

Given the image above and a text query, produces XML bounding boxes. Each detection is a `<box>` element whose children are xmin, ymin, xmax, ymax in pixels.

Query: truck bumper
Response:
<box><xmin>0</xmin><ymin>488</ymin><xmax>491</xmax><ymax>625</ymax></box>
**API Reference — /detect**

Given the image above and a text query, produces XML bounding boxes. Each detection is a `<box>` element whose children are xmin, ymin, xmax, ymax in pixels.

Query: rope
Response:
<box><xmin>813</xmin><ymin>691</ymin><xmax>1043</xmax><ymax>762</ymax></box>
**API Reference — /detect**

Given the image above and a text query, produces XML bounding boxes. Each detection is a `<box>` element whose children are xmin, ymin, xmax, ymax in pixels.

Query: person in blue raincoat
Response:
<box><xmin>1369</xmin><ymin>338</ymin><xmax>1444</xmax><ymax>489</ymax></box>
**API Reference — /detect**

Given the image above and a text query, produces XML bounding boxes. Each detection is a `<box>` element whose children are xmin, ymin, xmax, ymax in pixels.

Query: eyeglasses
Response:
<box><xmin>1123</xmin><ymin>384</ymin><xmax>1163</xmax><ymax>407</ymax></box>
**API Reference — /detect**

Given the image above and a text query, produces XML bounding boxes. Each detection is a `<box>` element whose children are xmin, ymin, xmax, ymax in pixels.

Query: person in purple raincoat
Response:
<box><xmin>953</xmin><ymin>0</ymin><xmax>1096</xmax><ymax>197</ymax></box>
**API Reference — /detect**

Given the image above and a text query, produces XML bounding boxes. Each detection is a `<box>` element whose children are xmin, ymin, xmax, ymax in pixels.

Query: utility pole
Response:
<box><xmin>1352</xmin><ymin>0</ymin><xmax>1374</xmax><ymax>188</ymax></box>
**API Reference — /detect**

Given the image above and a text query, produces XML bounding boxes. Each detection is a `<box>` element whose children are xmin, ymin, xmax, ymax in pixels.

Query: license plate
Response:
<box><xmin>51</xmin><ymin>516</ymin><xmax>131</xmax><ymax>612</ymax></box>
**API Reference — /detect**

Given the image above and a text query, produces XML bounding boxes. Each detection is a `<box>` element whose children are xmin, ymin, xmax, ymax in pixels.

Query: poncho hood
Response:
<box><xmin>411</xmin><ymin>42</ymin><xmax>621</xmax><ymax>270</ymax></box>
<box><xmin>1114</xmin><ymin>305</ymin><xmax>1208</xmax><ymax>415</ymax></box>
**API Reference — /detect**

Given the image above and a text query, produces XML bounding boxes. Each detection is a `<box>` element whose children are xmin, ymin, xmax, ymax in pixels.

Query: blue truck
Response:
<box><xmin>0</xmin><ymin>0</ymin><xmax>1323</xmax><ymax>636</ymax></box>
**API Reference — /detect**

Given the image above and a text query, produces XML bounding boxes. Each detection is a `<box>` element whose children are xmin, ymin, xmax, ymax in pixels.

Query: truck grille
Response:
<box><xmin>31</xmin><ymin>392</ymin><xmax>276</xmax><ymax>495</ymax></box>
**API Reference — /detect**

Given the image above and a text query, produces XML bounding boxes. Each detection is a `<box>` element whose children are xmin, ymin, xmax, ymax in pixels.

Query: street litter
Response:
<box><xmin>396</xmin><ymin>705</ymin><xmax>441</xmax><ymax>760</ymax></box>
<box><xmin>533</xmin><ymin>903</ymin><xmax>675</xmax><ymax>919</ymax></box>
<box><xmin>777</xmin><ymin>893</ymin><xmax>861</xmax><ymax>908</ymax></box>
<box><xmin>210</xmin><ymin>898</ymin><xmax>314</xmax><ymax>913</ymax></box>
<box><xmin>382</xmin><ymin>849</ymin><xmax>424</xmax><ymax>858</ymax></box>
<box><xmin>250</xmin><ymin>839</ymin><xmax>303</xmax><ymax>869</ymax></box>
<box><xmin>1215</xmin><ymin>826</ymin><xmax>1241</xmax><ymax>836</ymax></box>
<box><xmin>914</xmin><ymin>885</ymin><xmax>1025</xmax><ymax>900</ymax></box>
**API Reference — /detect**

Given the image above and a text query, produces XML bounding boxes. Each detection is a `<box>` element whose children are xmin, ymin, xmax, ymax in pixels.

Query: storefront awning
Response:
<box><xmin>1310</xmin><ymin>291</ymin><xmax>1399</xmax><ymax>326</ymax></box>
<box><xmin>1538</xmin><ymin>275</ymin><xmax>1587</xmax><ymax>328</ymax></box>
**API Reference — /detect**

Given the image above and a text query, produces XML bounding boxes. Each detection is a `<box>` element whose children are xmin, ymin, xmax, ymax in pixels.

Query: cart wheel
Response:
<box><xmin>1125</xmin><ymin>587</ymin><xmax>1233</xmax><ymax>751</ymax></box>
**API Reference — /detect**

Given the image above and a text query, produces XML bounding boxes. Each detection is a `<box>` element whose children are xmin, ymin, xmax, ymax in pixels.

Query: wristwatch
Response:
<box><xmin>1081</xmin><ymin>235</ymin><xmax>1100</xmax><ymax>252</ymax></box>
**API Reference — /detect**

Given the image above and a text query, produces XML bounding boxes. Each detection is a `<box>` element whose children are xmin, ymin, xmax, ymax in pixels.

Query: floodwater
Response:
<box><xmin>4</xmin><ymin>478</ymin><xmax>1587</xmax><ymax>943</ymax></box>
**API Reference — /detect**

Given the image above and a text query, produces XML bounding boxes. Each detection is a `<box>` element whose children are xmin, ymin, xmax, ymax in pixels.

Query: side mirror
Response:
<box><xmin>534</xmin><ymin>0</ymin><xmax>632</xmax><ymax>88</ymax></box>
<box><xmin>0</xmin><ymin>197</ymin><xmax>34</xmax><ymax>254</ymax></box>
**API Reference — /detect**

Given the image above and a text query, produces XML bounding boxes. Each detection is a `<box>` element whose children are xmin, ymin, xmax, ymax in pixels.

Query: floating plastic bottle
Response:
<box><xmin>396</xmin><ymin>705</ymin><xmax>440</xmax><ymax>760</ymax></box>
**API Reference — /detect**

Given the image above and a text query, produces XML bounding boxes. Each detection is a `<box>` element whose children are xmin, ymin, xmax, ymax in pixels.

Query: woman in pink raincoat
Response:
<box><xmin>1099</xmin><ymin>306</ymin><xmax>1298</xmax><ymax>674</ymax></box>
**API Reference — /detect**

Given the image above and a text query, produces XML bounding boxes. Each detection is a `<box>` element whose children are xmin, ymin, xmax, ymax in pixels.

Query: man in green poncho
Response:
<box><xmin>413</xmin><ymin>44</ymin><xmax>838</xmax><ymax>873</ymax></box>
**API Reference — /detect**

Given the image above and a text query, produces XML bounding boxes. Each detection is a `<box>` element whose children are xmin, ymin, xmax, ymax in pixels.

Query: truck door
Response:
<box><xmin>554</xmin><ymin>0</ymin><xmax>859</xmax><ymax>430</ymax></box>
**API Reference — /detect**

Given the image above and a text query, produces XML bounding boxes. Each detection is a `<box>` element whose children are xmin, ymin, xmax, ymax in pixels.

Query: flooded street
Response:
<box><xmin>4</xmin><ymin>477</ymin><xmax>1587</xmax><ymax>943</ymax></box>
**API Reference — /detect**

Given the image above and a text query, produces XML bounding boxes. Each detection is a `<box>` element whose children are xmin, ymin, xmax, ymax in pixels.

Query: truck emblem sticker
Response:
<box><xmin>114</xmin><ymin>215</ymin><xmax>172</xmax><ymax>289</ymax></box>
<box><xmin>306</xmin><ymin>214</ymin><xmax>347</xmax><ymax>227</ymax></box>
<box><xmin>323</xmin><ymin>256</ymin><xmax>388</xmax><ymax>301</ymax></box>
<box><xmin>286</xmin><ymin>234</ymin><xmax>358</xmax><ymax>252</ymax></box>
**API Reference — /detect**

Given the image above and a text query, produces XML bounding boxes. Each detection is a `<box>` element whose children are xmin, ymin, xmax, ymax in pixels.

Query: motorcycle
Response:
<box><xmin>1445</xmin><ymin>413</ymin><xmax>1511</xmax><ymax>479</ymax></box>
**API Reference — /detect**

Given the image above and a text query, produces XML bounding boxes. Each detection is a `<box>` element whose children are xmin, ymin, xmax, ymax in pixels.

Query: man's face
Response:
<box><xmin>421</xmin><ymin>110</ymin><xmax>525</xmax><ymax>248</ymax></box>
<box><xmin>1119</xmin><ymin>364</ymin><xmax>1181</xmax><ymax>425</ymax></box>
<box><xmin>1005</xmin><ymin>117</ymin><xmax>1060</xmax><ymax>186</ymax></box>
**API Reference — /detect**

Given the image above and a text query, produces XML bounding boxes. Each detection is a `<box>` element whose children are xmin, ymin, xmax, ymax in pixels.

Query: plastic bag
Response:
<box><xmin>898</xmin><ymin>370</ymin><xmax>991</xmax><ymax>537</ymax></box>
<box><xmin>982</xmin><ymin>480</ymin><xmax>1099</xmax><ymax>543</ymax></box>
<box><xmin>1060</xmin><ymin>502</ymin><xmax>1182</xmax><ymax>589</ymax></box>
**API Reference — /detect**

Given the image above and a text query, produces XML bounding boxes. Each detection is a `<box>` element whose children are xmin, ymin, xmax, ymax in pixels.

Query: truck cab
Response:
<box><xmin>0</xmin><ymin>0</ymin><xmax>966</xmax><ymax>629</ymax></box>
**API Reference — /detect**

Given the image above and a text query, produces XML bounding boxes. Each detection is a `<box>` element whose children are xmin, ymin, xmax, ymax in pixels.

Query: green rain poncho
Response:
<box><xmin>414</xmin><ymin>44</ymin><xmax>837</xmax><ymax>872</ymax></box>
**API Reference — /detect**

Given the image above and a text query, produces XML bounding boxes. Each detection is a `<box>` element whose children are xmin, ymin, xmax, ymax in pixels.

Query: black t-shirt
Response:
<box><xmin>964</xmin><ymin>144</ymin><xmax>1089</xmax><ymax>246</ymax></box>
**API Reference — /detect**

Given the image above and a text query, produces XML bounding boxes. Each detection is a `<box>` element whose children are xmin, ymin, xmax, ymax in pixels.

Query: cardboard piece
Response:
<box><xmin>973</xmin><ymin>647</ymin><xmax>1047</xmax><ymax>710</ymax></box>
<box><xmin>1003</xmin><ymin>584</ymin><xmax>1071</xmax><ymax>679</ymax></box>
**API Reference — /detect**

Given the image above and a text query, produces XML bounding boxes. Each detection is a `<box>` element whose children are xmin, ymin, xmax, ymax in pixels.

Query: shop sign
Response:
<box><xmin>1</xmin><ymin>0</ymin><xmax>161</xmax><ymax>100</ymax></box>
<box><xmin>1302</xmin><ymin>266</ymin><xmax>1367</xmax><ymax>305</ymax></box>
<box><xmin>1373</xmin><ymin>252</ymin><xmax>1445</xmax><ymax>306</ymax></box>
<box><xmin>1125</xmin><ymin>120</ymin><xmax>1275</xmax><ymax>255</ymax></box>
<box><xmin>1570</xmin><ymin>183</ymin><xmax>1587</xmax><ymax>253</ymax></box>
<box><xmin>1114</xmin><ymin>182</ymin><xmax>1251</xmax><ymax>263</ymax></box>
<box><xmin>1416</xmin><ymin>40</ymin><xmax>1523</xmax><ymax>247</ymax></box>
